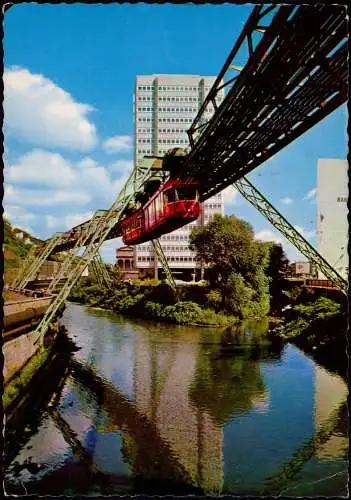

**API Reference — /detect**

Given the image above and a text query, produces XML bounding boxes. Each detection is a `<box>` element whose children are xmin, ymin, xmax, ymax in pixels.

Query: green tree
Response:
<box><xmin>189</xmin><ymin>214</ymin><xmax>270</xmax><ymax>318</ymax></box>
<box><xmin>265</xmin><ymin>243</ymin><xmax>290</xmax><ymax>313</ymax></box>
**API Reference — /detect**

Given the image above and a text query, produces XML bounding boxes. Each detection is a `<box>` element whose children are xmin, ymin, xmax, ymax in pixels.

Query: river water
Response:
<box><xmin>4</xmin><ymin>302</ymin><xmax>348</xmax><ymax>496</ymax></box>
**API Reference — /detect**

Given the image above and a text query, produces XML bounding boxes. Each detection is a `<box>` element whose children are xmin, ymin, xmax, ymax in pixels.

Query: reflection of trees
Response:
<box><xmin>189</xmin><ymin>323</ymin><xmax>274</xmax><ymax>425</ymax></box>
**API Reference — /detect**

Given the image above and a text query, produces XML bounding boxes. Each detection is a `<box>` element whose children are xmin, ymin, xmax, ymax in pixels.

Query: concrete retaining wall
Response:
<box><xmin>3</xmin><ymin>328</ymin><xmax>43</xmax><ymax>385</ymax></box>
<box><xmin>4</xmin><ymin>297</ymin><xmax>52</xmax><ymax>317</ymax></box>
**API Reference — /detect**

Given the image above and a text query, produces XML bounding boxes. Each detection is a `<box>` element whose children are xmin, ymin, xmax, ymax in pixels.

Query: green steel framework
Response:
<box><xmin>11</xmin><ymin>4</ymin><xmax>346</xmax><ymax>338</ymax></box>
<box><xmin>17</xmin><ymin>234</ymin><xmax>64</xmax><ymax>290</ymax></box>
<box><xmin>46</xmin><ymin>216</ymin><xmax>107</xmax><ymax>294</ymax></box>
<box><xmin>94</xmin><ymin>251</ymin><xmax>113</xmax><ymax>288</ymax></box>
<box><xmin>234</xmin><ymin>177</ymin><xmax>348</xmax><ymax>295</ymax></box>
<box><xmin>33</xmin><ymin>157</ymin><xmax>163</xmax><ymax>340</ymax></box>
<box><xmin>151</xmin><ymin>239</ymin><xmax>177</xmax><ymax>291</ymax></box>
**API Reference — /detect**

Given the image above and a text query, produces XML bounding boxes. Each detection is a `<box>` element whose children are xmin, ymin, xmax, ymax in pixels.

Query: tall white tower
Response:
<box><xmin>133</xmin><ymin>74</ymin><xmax>225</xmax><ymax>280</ymax></box>
<box><xmin>317</xmin><ymin>159</ymin><xmax>348</xmax><ymax>280</ymax></box>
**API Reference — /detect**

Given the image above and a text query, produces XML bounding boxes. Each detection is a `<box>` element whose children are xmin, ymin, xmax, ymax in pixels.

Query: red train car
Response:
<box><xmin>120</xmin><ymin>179</ymin><xmax>201</xmax><ymax>245</ymax></box>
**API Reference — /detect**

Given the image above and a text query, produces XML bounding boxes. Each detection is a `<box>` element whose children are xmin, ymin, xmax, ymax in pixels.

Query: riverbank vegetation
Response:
<box><xmin>189</xmin><ymin>214</ymin><xmax>271</xmax><ymax>319</ymax></box>
<box><xmin>70</xmin><ymin>278</ymin><xmax>238</xmax><ymax>326</ymax></box>
<box><xmin>70</xmin><ymin>215</ymin><xmax>289</xmax><ymax>327</ymax></box>
<box><xmin>268</xmin><ymin>282</ymin><xmax>348</xmax><ymax>377</ymax></box>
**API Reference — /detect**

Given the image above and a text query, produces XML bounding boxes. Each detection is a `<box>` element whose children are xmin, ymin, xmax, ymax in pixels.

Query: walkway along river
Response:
<box><xmin>4</xmin><ymin>302</ymin><xmax>348</xmax><ymax>496</ymax></box>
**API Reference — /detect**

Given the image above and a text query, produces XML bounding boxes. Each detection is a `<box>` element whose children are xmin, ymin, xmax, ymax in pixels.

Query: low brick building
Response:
<box><xmin>116</xmin><ymin>246</ymin><xmax>139</xmax><ymax>281</ymax></box>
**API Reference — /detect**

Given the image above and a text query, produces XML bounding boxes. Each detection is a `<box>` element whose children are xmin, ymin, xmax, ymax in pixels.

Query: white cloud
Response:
<box><xmin>255</xmin><ymin>228</ymin><xmax>306</xmax><ymax>261</ymax></box>
<box><xmin>303</xmin><ymin>187</ymin><xmax>316</xmax><ymax>201</ymax></box>
<box><xmin>4</xmin><ymin>149</ymin><xmax>124</xmax><ymax>208</ymax></box>
<box><xmin>3</xmin><ymin>148</ymin><xmax>133</xmax><ymax>240</ymax></box>
<box><xmin>6</xmin><ymin>149</ymin><xmax>76</xmax><ymax>187</ymax></box>
<box><xmin>280</xmin><ymin>196</ymin><xmax>293</xmax><ymax>205</ymax></box>
<box><xmin>4</xmin><ymin>184</ymin><xmax>92</xmax><ymax>207</ymax></box>
<box><xmin>222</xmin><ymin>185</ymin><xmax>239</xmax><ymax>205</ymax></box>
<box><xmin>4</xmin><ymin>205</ymin><xmax>38</xmax><ymax>235</ymax></box>
<box><xmin>109</xmin><ymin>159</ymin><xmax>134</xmax><ymax>174</ymax></box>
<box><xmin>45</xmin><ymin>211</ymin><xmax>94</xmax><ymax>230</ymax></box>
<box><xmin>255</xmin><ymin>229</ymin><xmax>282</xmax><ymax>244</ymax></box>
<box><xmin>4</xmin><ymin>66</ymin><xmax>98</xmax><ymax>150</ymax></box>
<box><xmin>102</xmin><ymin>135</ymin><xmax>133</xmax><ymax>154</ymax></box>
<box><xmin>294</xmin><ymin>225</ymin><xmax>316</xmax><ymax>239</ymax></box>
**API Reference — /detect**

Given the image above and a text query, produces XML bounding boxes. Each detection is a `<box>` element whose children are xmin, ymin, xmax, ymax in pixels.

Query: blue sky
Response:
<box><xmin>3</xmin><ymin>3</ymin><xmax>348</xmax><ymax>262</ymax></box>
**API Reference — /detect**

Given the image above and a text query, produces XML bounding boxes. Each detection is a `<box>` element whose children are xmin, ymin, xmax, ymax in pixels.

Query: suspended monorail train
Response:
<box><xmin>120</xmin><ymin>178</ymin><xmax>201</xmax><ymax>245</ymax></box>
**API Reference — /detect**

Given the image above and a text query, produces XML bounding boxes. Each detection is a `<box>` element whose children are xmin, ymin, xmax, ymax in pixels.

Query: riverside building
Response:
<box><xmin>317</xmin><ymin>158</ymin><xmax>348</xmax><ymax>280</ymax></box>
<box><xmin>133</xmin><ymin>74</ymin><xmax>225</xmax><ymax>280</ymax></box>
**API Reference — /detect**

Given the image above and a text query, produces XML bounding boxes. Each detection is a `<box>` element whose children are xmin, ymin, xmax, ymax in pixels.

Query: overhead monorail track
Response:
<box><xmin>185</xmin><ymin>5</ymin><xmax>348</xmax><ymax>200</ymax></box>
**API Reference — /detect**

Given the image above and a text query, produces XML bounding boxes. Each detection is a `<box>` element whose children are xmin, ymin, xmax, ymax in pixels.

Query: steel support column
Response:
<box><xmin>234</xmin><ymin>176</ymin><xmax>348</xmax><ymax>295</ymax></box>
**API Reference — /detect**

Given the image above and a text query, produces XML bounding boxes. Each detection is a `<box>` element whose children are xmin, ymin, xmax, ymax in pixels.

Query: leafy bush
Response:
<box><xmin>116</xmin><ymin>293</ymin><xmax>145</xmax><ymax>313</ymax></box>
<box><xmin>206</xmin><ymin>289</ymin><xmax>222</xmax><ymax>312</ymax></box>
<box><xmin>172</xmin><ymin>301</ymin><xmax>203</xmax><ymax>324</ymax></box>
<box><xmin>144</xmin><ymin>301</ymin><xmax>165</xmax><ymax>318</ymax></box>
<box><xmin>282</xmin><ymin>297</ymin><xmax>346</xmax><ymax>350</ymax></box>
<box><xmin>135</xmin><ymin>278</ymin><xmax>160</xmax><ymax>287</ymax></box>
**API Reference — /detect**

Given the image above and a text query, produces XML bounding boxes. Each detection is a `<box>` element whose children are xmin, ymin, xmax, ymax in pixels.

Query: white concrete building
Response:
<box><xmin>317</xmin><ymin>159</ymin><xmax>348</xmax><ymax>280</ymax></box>
<box><xmin>134</xmin><ymin>74</ymin><xmax>224</xmax><ymax>280</ymax></box>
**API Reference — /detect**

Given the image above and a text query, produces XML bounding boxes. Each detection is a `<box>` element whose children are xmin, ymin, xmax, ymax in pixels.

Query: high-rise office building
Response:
<box><xmin>133</xmin><ymin>74</ymin><xmax>225</xmax><ymax>280</ymax></box>
<box><xmin>317</xmin><ymin>159</ymin><xmax>348</xmax><ymax>280</ymax></box>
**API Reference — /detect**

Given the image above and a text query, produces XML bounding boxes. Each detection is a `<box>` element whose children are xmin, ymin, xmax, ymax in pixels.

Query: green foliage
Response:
<box><xmin>135</xmin><ymin>278</ymin><xmax>160</xmax><ymax>286</ymax></box>
<box><xmin>4</xmin><ymin>217</ymin><xmax>34</xmax><ymax>259</ymax></box>
<box><xmin>189</xmin><ymin>214</ymin><xmax>270</xmax><ymax>318</ymax></box>
<box><xmin>282</xmin><ymin>297</ymin><xmax>346</xmax><ymax>350</ymax></box>
<box><xmin>3</xmin><ymin>348</ymin><xmax>50</xmax><ymax>410</ymax></box>
<box><xmin>172</xmin><ymin>301</ymin><xmax>203</xmax><ymax>323</ymax></box>
<box><xmin>206</xmin><ymin>289</ymin><xmax>222</xmax><ymax>311</ymax></box>
<box><xmin>144</xmin><ymin>301</ymin><xmax>165</xmax><ymax>318</ymax></box>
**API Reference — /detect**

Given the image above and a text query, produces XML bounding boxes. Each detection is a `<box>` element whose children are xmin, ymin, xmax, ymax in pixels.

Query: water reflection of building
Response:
<box><xmin>133</xmin><ymin>327</ymin><xmax>269</xmax><ymax>493</ymax></box>
<box><xmin>314</xmin><ymin>364</ymin><xmax>348</xmax><ymax>460</ymax></box>
<box><xmin>134</xmin><ymin>330</ymin><xmax>223</xmax><ymax>493</ymax></box>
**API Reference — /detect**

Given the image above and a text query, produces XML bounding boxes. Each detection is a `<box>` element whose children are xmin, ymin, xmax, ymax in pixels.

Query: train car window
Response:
<box><xmin>164</xmin><ymin>188</ymin><xmax>176</xmax><ymax>203</ymax></box>
<box><xmin>175</xmin><ymin>187</ymin><xmax>198</xmax><ymax>200</ymax></box>
<box><xmin>155</xmin><ymin>194</ymin><xmax>162</xmax><ymax>214</ymax></box>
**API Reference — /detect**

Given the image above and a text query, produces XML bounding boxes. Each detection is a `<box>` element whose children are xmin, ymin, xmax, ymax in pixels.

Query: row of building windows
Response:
<box><xmin>159</xmin><ymin>117</ymin><xmax>193</xmax><ymax>123</ymax></box>
<box><xmin>138</xmin><ymin>96</ymin><xmax>198</xmax><ymax>103</ymax></box>
<box><xmin>137</xmin><ymin>256</ymin><xmax>196</xmax><ymax>262</ymax></box>
<box><xmin>204</xmin><ymin>203</ymin><xmax>223</xmax><ymax>210</ymax></box>
<box><xmin>137</xmin><ymin>127</ymin><xmax>188</xmax><ymax>135</ymax></box>
<box><xmin>160</xmin><ymin>107</ymin><xmax>197</xmax><ymax>113</ymax></box>
<box><xmin>138</xmin><ymin>245</ymin><xmax>192</xmax><ymax>252</ymax></box>
<box><xmin>158</xmin><ymin>138</ymin><xmax>188</xmax><ymax>145</ymax></box>
<box><xmin>138</xmin><ymin>85</ymin><xmax>209</xmax><ymax>92</ymax></box>
<box><xmin>137</xmin><ymin>117</ymin><xmax>194</xmax><ymax>123</ymax></box>
<box><xmin>137</xmin><ymin>149</ymin><xmax>152</xmax><ymax>154</ymax></box>
<box><xmin>160</xmin><ymin>233</ymin><xmax>196</xmax><ymax>240</ymax></box>
<box><xmin>137</xmin><ymin>107</ymin><xmax>197</xmax><ymax>113</ymax></box>
<box><xmin>159</xmin><ymin>128</ymin><xmax>188</xmax><ymax>133</ymax></box>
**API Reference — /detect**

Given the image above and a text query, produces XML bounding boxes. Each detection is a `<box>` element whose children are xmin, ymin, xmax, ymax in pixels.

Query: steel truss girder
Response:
<box><xmin>188</xmin><ymin>4</ymin><xmax>278</xmax><ymax>145</ymax></box>
<box><xmin>151</xmin><ymin>239</ymin><xmax>176</xmax><ymax>291</ymax></box>
<box><xmin>17</xmin><ymin>234</ymin><xmax>63</xmax><ymax>290</ymax></box>
<box><xmin>46</xmin><ymin>216</ymin><xmax>105</xmax><ymax>293</ymax></box>
<box><xmin>34</xmin><ymin>157</ymin><xmax>160</xmax><ymax>339</ymax></box>
<box><xmin>185</xmin><ymin>5</ymin><xmax>347</xmax><ymax>201</ymax></box>
<box><xmin>91</xmin><ymin>249</ymin><xmax>113</xmax><ymax>288</ymax></box>
<box><xmin>234</xmin><ymin>177</ymin><xmax>348</xmax><ymax>295</ymax></box>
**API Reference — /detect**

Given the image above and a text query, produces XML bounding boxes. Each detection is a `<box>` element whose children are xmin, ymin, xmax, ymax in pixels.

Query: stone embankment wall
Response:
<box><xmin>3</xmin><ymin>295</ymin><xmax>54</xmax><ymax>385</ymax></box>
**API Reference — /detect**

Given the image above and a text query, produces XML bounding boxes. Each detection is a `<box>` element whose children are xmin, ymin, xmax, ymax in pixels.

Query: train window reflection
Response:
<box><xmin>176</xmin><ymin>187</ymin><xmax>198</xmax><ymax>200</ymax></box>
